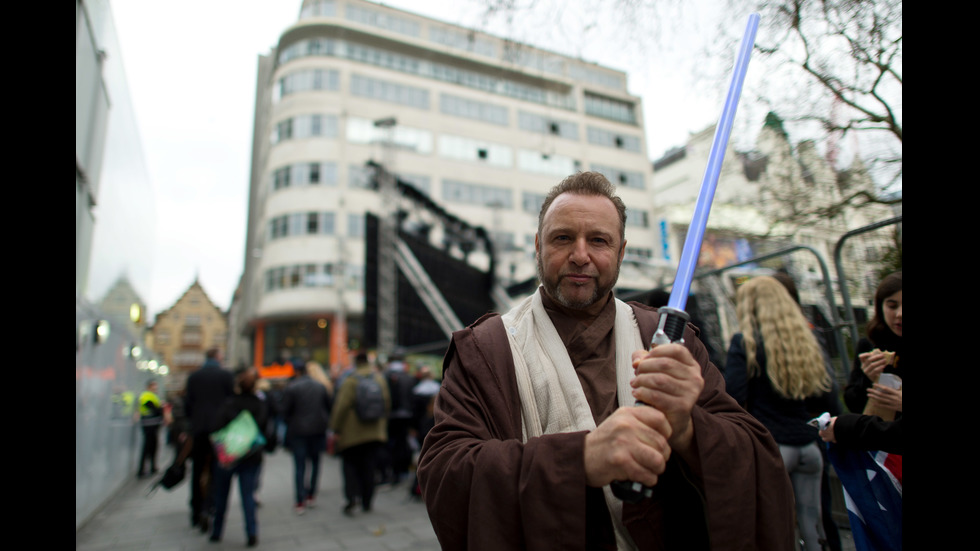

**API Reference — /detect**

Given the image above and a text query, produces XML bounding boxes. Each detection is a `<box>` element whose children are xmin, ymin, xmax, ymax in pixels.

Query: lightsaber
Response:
<box><xmin>612</xmin><ymin>13</ymin><xmax>760</xmax><ymax>504</ymax></box>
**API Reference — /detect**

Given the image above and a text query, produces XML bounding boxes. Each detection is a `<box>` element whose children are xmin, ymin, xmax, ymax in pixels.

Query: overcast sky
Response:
<box><xmin>109</xmin><ymin>0</ymin><xmax>745</xmax><ymax>317</ymax></box>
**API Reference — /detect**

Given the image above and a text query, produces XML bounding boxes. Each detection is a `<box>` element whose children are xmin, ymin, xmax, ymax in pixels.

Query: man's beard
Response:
<box><xmin>537</xmin><ymin>254</ymin><xmax>620</xmax><ymax>311</ymax></box>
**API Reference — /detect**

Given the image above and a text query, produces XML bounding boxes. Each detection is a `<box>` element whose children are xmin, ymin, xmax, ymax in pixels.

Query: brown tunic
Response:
<box><xmin>417</xmin><ymin>293</ymin><xmax>794</xmax><ymax>550</ymax></box>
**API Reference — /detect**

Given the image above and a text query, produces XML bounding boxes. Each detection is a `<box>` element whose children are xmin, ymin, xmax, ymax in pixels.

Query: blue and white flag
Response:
<box><xmin>827</xmin><ymin>444</ymin><xmax>902</xmax><ymax>551</ymax></box>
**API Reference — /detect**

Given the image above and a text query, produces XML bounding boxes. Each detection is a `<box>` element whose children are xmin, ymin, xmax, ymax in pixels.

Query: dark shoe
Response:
<box><xmin>247</xmin><ymin>535</ymin><xmax>258</xmax><ymax>547</ymax></box>
<box><xmin>342</xmin><ymin>503</ymin><xmax>355</xmax><ymax>517</ymax></box>
<box><xmin>208</xmin><ymin>535</ymin><xmax>220</xmax><ymax>543</ymax></box>
<box><xmin>199</xmin><ymin>515</ymin><xmax>210</xmax><ymax>534</ymax></box>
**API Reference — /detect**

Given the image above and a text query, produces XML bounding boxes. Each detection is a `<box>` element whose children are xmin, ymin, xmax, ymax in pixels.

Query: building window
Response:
<box><xmin>587</xmin><ymin>127</ymin><xmax>641</xmax><ymax>152</ymax></box>
<box><xmin>584</xmin><ymin>92</ymin><xmax>637</xmax><ymax>124</ymax></box>
<box><xmin>276</xmin><ymin>68</ymin><xmax>340</xmax><ymax>101</ymax></box>
<box><xmin>440</xmin><ymin>94</ymin><xmax>509</xmax><ymax>126</ymax></box>
<box><xmin>345</xmin><ymin>118</ymin><xmax>433</xmax><ymax>154</ymax></box>
<box><xmin>438</xmin><ymin>135</ymin><xmax>512</xmax><ymax>167</ymax></box>
<box><xmin>273</xmin><ymin>167</ymin><xmax>291</xmax><ymax>190</ymax></box>
<box><xmin>518</xmin><ymin>111</ymin><xmax>579</xmax><ymax>140</ymax></box>
<box><xmin>299</xmin><ymin>0</ymin><xmax>337</xmax><ymax>19</ymax></box>
<box><xmin>522</xmin><ymin>192</ymin><xmax>546</xmax><ymax>214</ymax></box>
<box><xmin>275</xmin><ymin>119</ymin><xmax>292</xmax><ymax>143</ymax></box>
<box><xmin>271</xmin><ymin>115</ymin><xmax>338</xmax><ymax>144</ymax></box>
<box><xmin>570</xmin><ymin>65</ymin><xmax>625</xmax><ymax>90</ymax></box>
<box><xmin>181</xmin><ymin>330</ymin><xmax>202</xmax><ymax>346</ymax></box>
<box><xmin>591</xmin><ymin>164</ymin><xmax>645</xmax><ymax>190</ymax></box>
<box><xmin>429</xmin><ymin>26</ymin><xmax>496</xmax><ymax>57</ymax></box>
<box><xmin>346</xmin><ymin>3</ymin><xmax>420</xmax><ymax>37</ymax></box>
<box><xmin>263</xmin><ymin>262</ymin><xmax>368</xmax><ymax>294</ymax></box>
<box><xmin>491</xmin><ymin>231</ymin><xmax>516</xmax><ymax>251</ymax></box>
<box><xmin>174</xmin><ymin>351</ymin><xmax>204</xmax><ymax>367</ymax></box>
<box><xmin>351</xmin><ymin>74</ymin><xmax>429</xmax><ymax>110</ymax></box>
<box><xmin>290</xmin><ymin>213</ymin><xmax>304</xmax><ymax>236</ymax></box>
<box><xmin>307</xmin><ymin>212</ymin><xmax>319</xmax><ymax>234</ymax></box>
<box><xmin>626</xmin><ymin>247</ymin><xmax>653</xmax><ymax>260</ymax></box>
<box><xmin>348</xmin><ymin>164</ymin><xmax>373</xmax><ymax>189</ymax></box>
<box><xmin>303</xmin><ymin>264</ymin><xmax>318</xmax><ymax>287</ymax></box>
<box><xmin>277</xmin><ymin>37</ymin><xmax>577</xmax><ymax>111</ymax></box>
<box><xmin>442</xmin><ymin>179</ymin><xmax>513</xmax><ymax>208</ymax></box>
<box><xmin>270</xmin><ymin>162</ymin><xmax>337</xmax><ymax>193</ymax></box>
<box><xmin>269</xmin><ymin>215</ymin><xmax>290</xmax><ymax>239</ymax></box>
<box><xmin>348</xmin><ymin>214</ymin><xmax>365</xmax><ymax>238</ymax></box>
<box><xmin>517</xmin><ymin>149</ymin><xmax>576</xmax><ymax>176</ymax></box>
<box><xmin>625</xmin><ymin>208</ymin><xmax>649</xmax><ymax>228</ymax></box>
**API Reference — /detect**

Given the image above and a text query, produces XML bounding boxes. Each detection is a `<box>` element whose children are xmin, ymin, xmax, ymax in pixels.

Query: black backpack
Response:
<box><xmin>354</xmin><ymin>374</ymin><xmax>385</xmax><ymax>421</ymax></box>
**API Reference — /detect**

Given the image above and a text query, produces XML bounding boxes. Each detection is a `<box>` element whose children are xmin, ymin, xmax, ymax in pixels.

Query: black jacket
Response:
<box><xmin>844</xmin><ymin>337</ymin><xmax>904</xmax><ymax>415</ymax></box>
<box><xmin>834</xmin><ymin>414</ymin><xmax>903</xmax><ymax>455</ymax></box>
<box><xmin>185</xmin><ymin>360</ymin><xmax>235</xmax><ymax>435</ymax></box>
<box><xmin>283</xmin><ymin>375</ymin><xmax>331</xmax><ymax>437</ymax></box>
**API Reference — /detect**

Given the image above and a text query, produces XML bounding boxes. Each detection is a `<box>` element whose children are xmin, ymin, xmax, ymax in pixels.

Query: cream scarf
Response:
<box><xmin>501</xmin><ymin>289</ymin><xmax>644</xmax><ymax>551</ymax></box>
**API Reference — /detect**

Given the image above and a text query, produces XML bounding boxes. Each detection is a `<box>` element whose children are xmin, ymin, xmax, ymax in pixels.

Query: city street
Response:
<box><xmin>76</xmin><ymin>448</ymin><xmax>439</xmax><ymax>550</ymax></box>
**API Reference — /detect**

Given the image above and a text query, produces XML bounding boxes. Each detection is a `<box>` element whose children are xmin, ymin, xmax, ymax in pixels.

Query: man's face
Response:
<box><xmin>536</xmin><ymin>192</ymin><xmax>626</xmax><ymax>316</ymax></box>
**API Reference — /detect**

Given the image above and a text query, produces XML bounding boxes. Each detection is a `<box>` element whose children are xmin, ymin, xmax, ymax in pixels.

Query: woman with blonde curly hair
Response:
<box><xmin>724</xmin><ymin>276</ymin><xmax>834</xmax><ymax>551</ymax></box>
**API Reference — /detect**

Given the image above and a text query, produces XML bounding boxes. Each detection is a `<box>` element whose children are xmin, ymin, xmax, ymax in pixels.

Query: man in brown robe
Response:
<box><xmin>418</xmin><ymin>172</ymin><xmax>795</xmax><ymax>550</ymax></box>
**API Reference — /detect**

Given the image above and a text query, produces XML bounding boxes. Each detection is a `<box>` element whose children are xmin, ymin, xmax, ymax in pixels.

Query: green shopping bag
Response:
<box><xmin>210</xmin><ymin>410</ymin><xmax>266</xmax><ymax>468</ymax></box>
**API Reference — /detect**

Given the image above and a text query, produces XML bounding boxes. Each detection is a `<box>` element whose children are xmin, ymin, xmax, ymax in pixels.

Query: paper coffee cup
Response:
<box><xmin>878</xmin><ymin>373</ymin><xmax>902</xmax><ymax>389</ymax></box>
<box><xmin>862</xmin><ymin>373</ymin><xmax>901</xmax><ymax>420</ymax></box>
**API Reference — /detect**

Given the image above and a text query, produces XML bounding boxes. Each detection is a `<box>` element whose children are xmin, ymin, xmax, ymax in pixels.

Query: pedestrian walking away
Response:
<box><xmin>208</xmin><ymin>366</ymin><xmax>269</xmax><ymax>547</ymax></box>
<box><xmin>283</xmin><ymin>359</ymin><xmax>332</xmax><ymax>515</ymax></box>
<box><xmin>184</xmin><ymin>347</ymin><xmax>235</xmax><ymax>532</ymax></box>
<box><xmin>331</xmin><ymin>352</ymin><xmax>390</xmax><ymax>517</ymax></box>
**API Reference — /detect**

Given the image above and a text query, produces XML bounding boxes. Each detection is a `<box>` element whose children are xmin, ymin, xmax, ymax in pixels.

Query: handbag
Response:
<box><xmin>158</xmin><ymin>462</ymin><xmax>186</xmax><ymax>489</ymax></box>
<box><xmin>146</xmin><ymin>458</ymin><xmax>187</xmax><ymax>497</ymax></box>
<box><xmin>210</xmin><ymin>410</ymin><xmax>266</xmax><ymax>469</ymax></box>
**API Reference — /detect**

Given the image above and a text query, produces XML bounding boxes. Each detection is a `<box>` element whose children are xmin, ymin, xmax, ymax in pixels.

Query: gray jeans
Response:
<box><xmin>780</xmin><ymin>442</ymin><xmax>825</xmax><ymax>551</ymax></box>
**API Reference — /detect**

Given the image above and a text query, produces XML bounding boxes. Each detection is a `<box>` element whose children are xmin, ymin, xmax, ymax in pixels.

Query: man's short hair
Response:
<box><xmin>538</xmin><ymin>172</ymin><xmax>627</xmax><ymax>240</ymax></box>
<box><xmin>205</xmin><ymin>347</ymin><xmax>220</xmax><ymax>360</ymax></box>
<box><xmin>292</xmin><ymin>359</ymin><xmax>307</xmax><ymax>374</ymax></box>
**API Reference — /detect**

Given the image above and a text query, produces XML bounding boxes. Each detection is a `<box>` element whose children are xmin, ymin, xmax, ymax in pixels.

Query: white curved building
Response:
<box><xmin>232</xmin><ymin>0</ymin><xmax>661</xmax><ymax>373</ymax></box>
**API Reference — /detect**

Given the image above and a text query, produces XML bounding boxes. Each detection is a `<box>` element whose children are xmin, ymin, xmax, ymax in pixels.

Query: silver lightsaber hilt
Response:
<box><xmin>610</xmin><ymin>306</ymin><xmax>690</xmax><ymax>503</ymax></box>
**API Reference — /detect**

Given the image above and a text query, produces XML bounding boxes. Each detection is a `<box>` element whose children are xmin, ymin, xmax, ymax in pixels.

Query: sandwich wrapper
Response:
<box><xmin>863</xmin><ymin>357</ymin><xmax>901</xmax><ymax>421</ymax></box>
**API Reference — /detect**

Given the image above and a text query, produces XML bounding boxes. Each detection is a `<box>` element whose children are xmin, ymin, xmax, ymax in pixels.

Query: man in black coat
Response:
<box><xmin>282</xmin><ymin>361</ymin><xmax>332</xmax><ymax>513</ymax></box>
<box><xmin>184</xmin><ymin>347</ymin><xmax>235</xmax><ymax>531</ymax></box>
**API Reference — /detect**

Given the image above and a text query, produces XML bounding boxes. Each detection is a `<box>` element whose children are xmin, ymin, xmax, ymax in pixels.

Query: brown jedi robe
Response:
<box><xmin>417</xmin><ymin>299</ymin><xmax>795</xmax><ymax>551</ymax></box>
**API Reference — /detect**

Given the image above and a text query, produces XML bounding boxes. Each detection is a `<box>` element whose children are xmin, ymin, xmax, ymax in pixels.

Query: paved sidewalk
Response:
<box><xmin>77</xmin><ymin>446</ymin><xmax>857</xmax><ymax>550</ymax></box>
<box><xmin>76</xmin><ymin>448</ymin><xmax>439</xmax><ymax>550</ymax></box>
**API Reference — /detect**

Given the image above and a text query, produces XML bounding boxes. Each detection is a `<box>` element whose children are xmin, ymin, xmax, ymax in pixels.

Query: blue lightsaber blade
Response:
<box><xmin>667</xmin><ymin>13</ymin><xmax>760</xmax><ymax>313</ymax></box>
<box><xmin>612</xmin><ymin>13</ymin><xmax>760</xmax><ymax>504</ymax></box>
